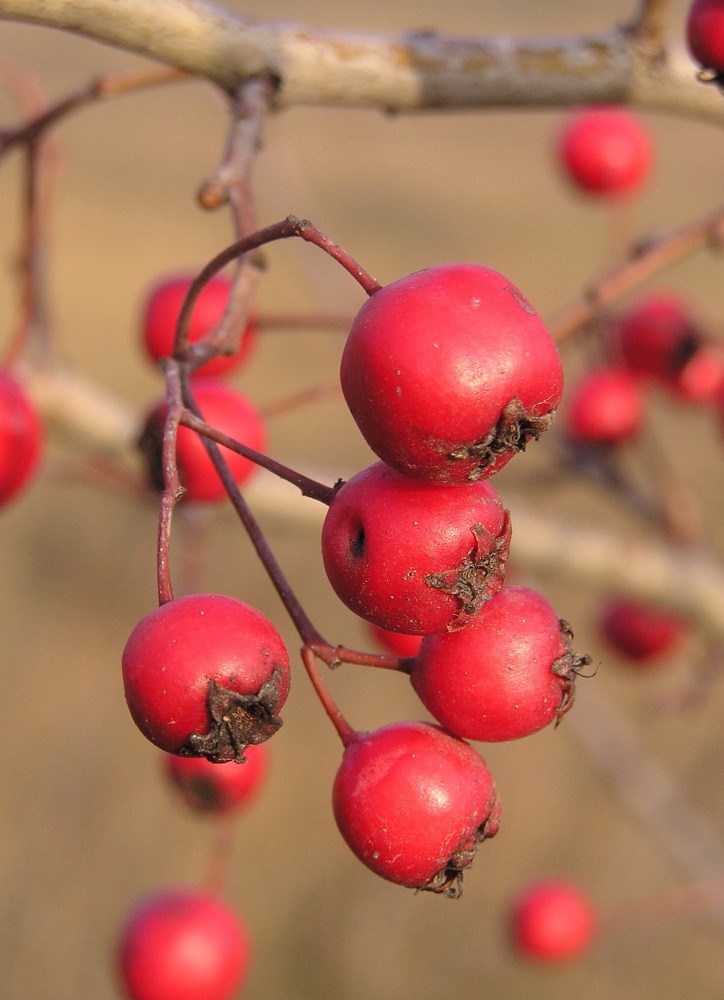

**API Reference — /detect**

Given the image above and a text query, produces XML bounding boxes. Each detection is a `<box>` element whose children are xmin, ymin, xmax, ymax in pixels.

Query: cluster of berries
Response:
<box><xmin>563</xmin><ymin>293</ymin><xmax>724</xmax><ymax>450</ymax></box>
<box><xmin>320</xmin><ymin>262</ymin><xmax>592</xmax><ymax>895</ymax></box>
<box><xmin>139</xmin><ymin>274</ymin><xmax>263</xmax><ymax>502</ymax></box>
<box><xmin>117</xmin><ymin>253</ymin><xmax>594</xmax><ymax>996</ymax></box>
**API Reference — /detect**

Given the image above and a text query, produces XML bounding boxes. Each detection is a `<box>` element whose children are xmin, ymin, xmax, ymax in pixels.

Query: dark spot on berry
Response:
<box><xmin>350</xmin><ymin>522</ymin><xmax>366</xmax><ymax>559</ymax></box>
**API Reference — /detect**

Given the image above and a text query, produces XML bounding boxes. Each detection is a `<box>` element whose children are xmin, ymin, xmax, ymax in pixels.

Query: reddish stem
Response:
<box><xmin>181</xmin><ymin>377</ymin><xmax>326</xmax><ymax>646</ymax></box>
<box><xmin>301</xmin><ymin>646</ymin><xmax>358</xmax><ymax>747</ymax></box>
<box><xmin>178</xmin><ymin>408</ymin><xmax>336</xmax><ymax>505</ymax></box>
<box><xmin>156</xmin><ymin>360</ymin><xmax>187</xmax><ymax>605</ymax></box>
<box><xmin>202</xmin><ymin>813</ymin><xmax>239</xmax><ymax>896</ymax></box>
<box><xmin>294</xmin><ymin>219</ymin><xmax>381</xmax><ymax>296</ymax></box>
<box><xmin>172</xmin><ymin>216</ymin><xmax>379</xmax><ymax>371</ymax></box>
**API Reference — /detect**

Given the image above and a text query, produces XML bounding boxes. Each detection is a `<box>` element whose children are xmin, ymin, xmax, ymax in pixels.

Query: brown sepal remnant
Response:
<box><xmin>183</xmin><ymin>667</ymin><xmax>285</xmax><ymax>763</ymax></box>
<box><xmin>448</xmin><ymin>396</ymin><xmax>555</xmax><ymax>481</ymax></box>
<box><xmin>421</xmin><ymin>790</ymin><xmax>502</xmax><ymax>900</ymax></box>
<box><xmin>425</xmin><ymin>512</ymin><xmax>512</xmax><ymax>630</ymax></box>
<box><xmin>552</xmin><ymin>619</ymin><xmax>593</xmax><ymax>726</ymax></box>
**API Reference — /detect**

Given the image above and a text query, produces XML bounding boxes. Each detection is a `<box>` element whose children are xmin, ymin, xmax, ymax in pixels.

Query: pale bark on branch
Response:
<box><xmin>1</xmin><ymin>0</ymin><xmax>723</xmax><ymax>125</ymax></box>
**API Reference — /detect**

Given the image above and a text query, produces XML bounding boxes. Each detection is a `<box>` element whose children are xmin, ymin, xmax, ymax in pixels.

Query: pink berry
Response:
<box><xmin>122</xmin><ymin>594</ymin><xmax>290</xmax><ymax>761</ymax></box>
<box><xmin>564</xmin><ymin>367</ymin><xmax>645</xmax><ymax>445</ymax></box>
<box><xmin>117</xmin><ymin>888</ymin><xmax>250</xmax><ymax>1000</ymax></box>
<box><xmin>409</xmin><ymin>586</ymin><xmax>587</xmax><ymax>742</ymax></box>
<box><xmin>687</xmin><ymin>0</ymin><xmax>724</xmax><ymax>76</ymax></box>
<box><xmin>321</xmin><ymin>461</ymin><xmax>511</xmax><ymax>635</ymax></box>
<box><xmin>616</xmin><ymin>293</ymin><xmax>697</xmax><ymax>377</ymax></box>
<box><xmin>615</xmin><ymin>294</ymin><xmax>724</xmax><ymax>403</ymax></box>
<box><xmin>600</xmin><ymin>597</ymin><xmax>686</xmax><ymax>663</ymax></box>
<box><xmin>557</xmin><ymin>107</ymin><xmax>652</xmax><ymax>198</ymax></box>
<box><xmin>675</xmin><ymin>342</ymin><xmax>724</xmax><ymax>403</ymax></box>
<box><xmin>164</xmin><ymin>742</ymin><xmax>268</xmax><ymax>813</ymax></box>
<box><xmin>141</xmin><ymin>274</ymin><xmax>255</xmax><ymax>378</ymax></box>
<box><xmin>333</xmin><ymin>721</ymin><xmax>500</xmax><ymax>896</ymax></box>
<box><xmin>140</xmin><ymin>378</ymin><xmax>265</xmax><ymax>503</ymax></box>
<box><xmin>340</xmin><ymin>263</ymin><xmax>563</xmax><ymax>483</ymax></box>
<box><xmin>367</xmin><ymin>622</ymin><xmax>423</xmax><ymax>659</ymax></box>
<box><xmin>0</xmin><ymin>371</ymin><xmax>43</xmax><ymax>507</ymax></box>
<box><xmin>509</xmin><ymin>879</ymin><xmax>597</xmax><ymax>963</ymax></box>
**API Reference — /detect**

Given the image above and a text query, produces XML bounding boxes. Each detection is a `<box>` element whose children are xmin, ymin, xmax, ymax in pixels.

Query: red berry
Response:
<box><xmin>141</xmin><ymin>274</ymin><xmax>256</xmax><ymax>377</ymax></box>
<box><xmin>122</xmin><ymin>594</ymin><xmax>290</xmax><ymax>761</ymax></box>
<box><xmin>321</xmin><ymin>461</ymin><xmax>511</xmax><ymax>635</ymax></box>
<box><xmin>675</xmin><ymin>342</ymin><xmax>724</xmax><ymax>403</ymax></box>
<box><xmin>615</xmin><ymin>294</ymin><xmax>724</xmax><ymax>403</ymax></box>
<box><xmin>509</xmin><ymin>879</ymin><xmax>597</xmax><ymax>963</ymax></box>
<box><xmin>0</xmin><ymin>371</ymin><xmax>43</xmax><ymax>506</ymax></box>
<box><xmin>340</xmin><ymin>263</ymin><xmax>563</xmax><ymax>483</ymax></box>
<box><xmin>409</xmin><ymin>586</ymin><xmax>586</xmax><ymax>742</ymax></box>
<box><xmin>117</xmin><ymin>888</ymin><xmax>250</xmax><ymax>1000</ymax></box>
<box><xmin>140</xmin><ymin>379</ymin><xmax>265</xmax><ymax>503</ymax></box>
<box><xmin>564</xmin><ymin>367</ymin><xmax>645</xmax><ymax>445</ymax></box>
<box><xmin>164</xmin><ymin>742</ymin><xmax>268</xmax><ymax>813</ymax></box>
<box><xmin>616</xmin><ymin>293</ymin><xmax>698</xmax><ymax>377</ymax></box>
<box><xmin>600</xmin><ymin>597</ymin><xmax>686</xmax><ymax>663</ymax></box>
<box><xmin>557</xmin><ymin>107</ymin><xmax>652</xmax><ymax>198</ymax></box>
<box><xmin>367</xmin><ymin>622</ymin><xmax>423</xmax><ymax>658</ymax></box>
<box><xmin>687</xmin><ymin>0</ymin><xmax>724</xmax><ymax>75</ymax></box>
<box><xmin>333</xmin><ymin>721</ymin><xmax>500</xmax><ymax>896</ymax></box>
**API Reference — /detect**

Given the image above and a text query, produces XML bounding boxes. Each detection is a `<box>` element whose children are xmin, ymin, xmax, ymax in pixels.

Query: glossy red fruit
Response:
<box><xmin>509</xmin><ymin>879</ymin><xmax>597</xmax><ymax>963</ymax></box>
<box><xmin>0</xmin><ymin>371</ymin><xmax>43</xmax><ymax>506</ymax></box>
<box><xmin>615</xmin><ymin>294</ymin><xmax>724</xmax><ymax>402</ymax></box>
<box><xmin>122</xmin><ymin>594</ymin><xmax>290</xmax><ymax>762</ymax></box>
<box><xmin>367</xmin><ymin>622</ymin><xmax>423</xmax><ymax>659</ymax></box>
<box><xmin>118</xmin><ymin>888</ymin><xmax>250</xmax><ymax>1000</ymax></box>
<box><xmin>340</xmin><ymin>263</ymin><xmax>563</xmax><ymax>483</ymax></box>
<box><xmin>165</xmin><ymin>742</ymin><xmax>268</xmax><ymax>813</ymax></box>
<box><xmin>141</xmin><ymin>274</ymin><xmax>255</xmax><ymax>377</ymax></box>
<box><xmin>687</xmin><ymin>0</ymin><xmax>724</xmax><ymax>76</ymax></box>
<box><xmin>333</xmin><ymin>721</ymin><xmax>500</xmax><ymax>896</ymax></box>
<box><xmin>140</xmin><ymin>379</ymin><xmax>265</xmax><ymax>503</ymax></box>
<box><xmin>564</xmin><ymin>367</ymin><xmax>644</xmax><ymax>445</ymax></box>
<box><xmin>321</xmin><ymin>461</ymin><xmax>511</xmax><ymax>635</ymax></box>
<box><xmin>409</xmin><ymin>586</ymin><xmax>586</xmax><ymax>742</ymax></box>
<box><xmin>558</xmin><ymin>107</ymin><xmax>652</xmax><ymax>198</ymax></box>
<box><xmin>600</xmin><ymin>597</ymin><xmax>685</xmax><ymax>663</ymax></box>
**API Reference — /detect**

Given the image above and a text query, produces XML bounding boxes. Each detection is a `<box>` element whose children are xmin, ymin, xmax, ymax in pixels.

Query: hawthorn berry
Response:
<box><xmin>564</xmin><ymin>367</ymin><xmax>644</xmax><ymax>445</ymax></box>
<box><xmin>0</xmin><ymin>370</ymin><xmax>43</xmax><ymax>507</ymax></box>
<box><xmin>367</xmin><ymin>622</ymin><xmax>423</xmax><ymax>659</ymax></box>
<box><xmin>600</xmin><ymin>597</ymin><xmax>685</xmax><ymax>664</ymax></box>
<box><xmin>321</xmin><ymin>460</ymin><xmax>511</xmax><ymax>635</ymax></box>
<box><xmin>340</xmin><ymin>263</ymin><xmax>563</xmax><ymax>483</ymax></box>
<box><xmin>140</xmin><ymin>378</ymin><xmax>265</xmax><ymax>503</ymax></box>
<box><xmin>122</xmin><ymin>594</ymin><xmax>290</xmax><ymax>762</ymax></box>
<box><xmin>686</xmin><ymin>0</ymin><xmax>724</xmax><ymax>79</ymax></box>
<box><xmin>557</xmin><ymin>107</ymin><xmax>652</xmax><ymax>198</ymax></box>
<box><xmin>117</xmin><ymin>888</ymin><xmax>250</xmax><ymax>1000</ymax></box>
<box><xmin>509</xmin><ymin>879</ymin><xmax>597</xmax><ymax>963</ymax></box>
<box><xmin>333</xmin><ymin>721</ymin><xmax>500</xmax><ymax>896</ymax></box>
<box><xmin>141</xmin><ymin>274</ymin><xmax>256</xmax><ymax>377</ymax></box>
<box><xmin>615</xmin><ymin>294</ymin><xmax>724</xmax><ymax>402</ymax></box>
<box><xmin>409</xmin><ymin>585</ymin><xmax>588</xmax><ymax>742</ymax></box>
<box><xmin>164</xmin><ymin>742</ymin><xmax>269</xmax><ymax>813</ymax></box>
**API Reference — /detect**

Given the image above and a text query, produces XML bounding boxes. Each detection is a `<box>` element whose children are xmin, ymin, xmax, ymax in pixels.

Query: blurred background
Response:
<box><xmin>0</xmin><ymin>1</ymin><xmax>723</xmax><ymax>997</ymax></box>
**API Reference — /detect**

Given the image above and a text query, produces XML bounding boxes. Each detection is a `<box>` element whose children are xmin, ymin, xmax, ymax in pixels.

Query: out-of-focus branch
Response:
<box><xmin>0</xmin><ymin>0</ymin><xmax>723</xmax><ymax>125</ymax></box>
<box><xmin>549</xmin><ymin>203</ymin><xmax>724</xmax><ymax>342</ymax></box>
